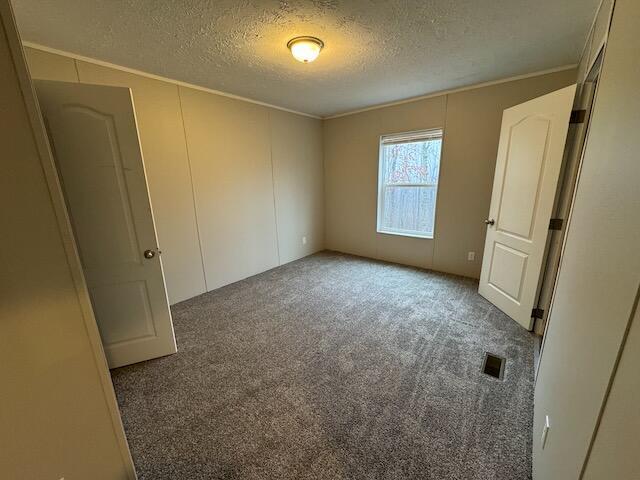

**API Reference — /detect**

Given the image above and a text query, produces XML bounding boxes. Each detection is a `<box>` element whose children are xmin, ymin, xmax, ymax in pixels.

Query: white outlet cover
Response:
<box><xmin>302</xmin><ymin>236</ymin><xmax>307</xmax><ymax>245</ymax></box>
<box><xmin>467</xmin><ymin>251</ymin><xmax>475</xmax><ymax>261</ymax></box>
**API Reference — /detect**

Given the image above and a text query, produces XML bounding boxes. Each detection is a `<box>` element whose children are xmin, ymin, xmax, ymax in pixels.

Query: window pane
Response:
<box><xmin>381</xmin><ymin>138</ymin><xmax>442</xmax><ymax>185</ymax></box>
<box><xmin>381</xmin><ymin>186</ymin><xmax>437</xmax><ymax>236</ymax></box>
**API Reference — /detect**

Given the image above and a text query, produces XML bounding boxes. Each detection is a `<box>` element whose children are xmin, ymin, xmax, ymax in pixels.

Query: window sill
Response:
<box><xmin>376</xmin><ymin>229</ymin><xmax>434</xmax><ymax>240</ymax></box>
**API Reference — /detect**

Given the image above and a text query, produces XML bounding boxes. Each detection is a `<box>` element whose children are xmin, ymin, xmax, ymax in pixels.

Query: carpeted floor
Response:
<box><xmin>111</xmin><ymin>251</ymin><xmax>535</xmax><ymax>480</ymax></box>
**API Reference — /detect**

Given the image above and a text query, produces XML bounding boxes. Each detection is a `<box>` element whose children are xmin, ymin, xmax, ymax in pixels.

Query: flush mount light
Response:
<box><xmin>287</xmin><ymin>36</ymin><xmax>324</xmax><ymax>63</ymax></box>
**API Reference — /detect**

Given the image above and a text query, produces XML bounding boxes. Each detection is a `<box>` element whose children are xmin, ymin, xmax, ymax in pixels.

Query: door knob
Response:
<box><xmin>143</xmin><ymin>249</ymin><xmax>156</xmax><ymax>259</ymax></box>
<box><xmin>484</xmin><ymin>219</ymin><xmax>495</xmax><ymax>226</ymax></box>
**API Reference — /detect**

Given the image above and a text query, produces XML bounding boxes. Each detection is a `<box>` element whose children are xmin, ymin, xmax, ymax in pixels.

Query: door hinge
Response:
<box><xmin>532</xmin><ymin>308</ymin><xmax>545</xmax><ymax>320</ymax></box>
<box><xmin>549</xmin><ymin>218</ymin><xmax>563</xmax><ymax>230</ymax></box>
<box><xmin>570</xmin><ymin>109</ymin><xmax>586</xmax><ymax>124</ymax></box>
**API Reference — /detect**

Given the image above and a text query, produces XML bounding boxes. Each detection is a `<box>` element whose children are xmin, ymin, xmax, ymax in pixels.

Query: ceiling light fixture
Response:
<box><xmin>287</xmin><ymin>36</ymin><xmax>324</xmax><ymax>63</ymax></box>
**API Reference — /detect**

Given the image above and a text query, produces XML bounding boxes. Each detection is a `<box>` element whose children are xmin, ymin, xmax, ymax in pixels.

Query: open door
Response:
<box><xmin>36</xmin><ymin>80</ymin><xmax>177</xmax><ymax>368</ymax></box>
<box><xmin>479</xmin><ymin>85</ymin><xmax>576</xmax><ymax>330</ymax></box>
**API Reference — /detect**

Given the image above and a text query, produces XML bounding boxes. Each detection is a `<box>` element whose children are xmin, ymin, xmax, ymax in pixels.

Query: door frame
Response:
<box><xmin>534</xmin><ymin>54</ymin><xmax>604</xmax><ymax>379</ymax></box>
<box><xmin>0</xmin><ymin>2</ymin><xmax>136</xmax><ymax>477</ymax></box>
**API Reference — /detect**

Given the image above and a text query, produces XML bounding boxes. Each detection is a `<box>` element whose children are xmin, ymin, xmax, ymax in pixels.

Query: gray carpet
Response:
<box><xmin>111</xmin><ymin>251</ymin><xmax>535</xmax><ymax>480</ymax></box>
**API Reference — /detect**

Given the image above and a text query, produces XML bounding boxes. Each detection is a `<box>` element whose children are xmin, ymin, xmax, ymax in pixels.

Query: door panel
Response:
<box><xmin>36</xmin><ymin>80</ymin><xmax>177</xmax><ymax>368</ymax></box>
<box><xmin>56</xmin><ymin>106</ymin><xmax>142</xmax><ymax>266</ymax></box>
<box><xmin>488</xmin><ymin>243</ymin><xmax>528</xmax><ymax>301</ymax></box>
<box><xmin>497</xmin><ymin>117</ymin><xmax>551</xmax><ymax>239</ymax></box>
<box><xmin>479</xmin><ymin>85</ymin><xmax>576</xmax><ymax>330</ymax></box>
<box><xmin>91</xmin><ymin>281</ymin><xmax>157</xmax><ymax>345</ymax></box>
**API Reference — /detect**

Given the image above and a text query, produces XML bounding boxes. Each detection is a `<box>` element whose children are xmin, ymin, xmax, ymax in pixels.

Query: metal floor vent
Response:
<box><xmin>482</xmin><ymin>352</ymin><xmax>506</xmax><ymax>380</ymax></box>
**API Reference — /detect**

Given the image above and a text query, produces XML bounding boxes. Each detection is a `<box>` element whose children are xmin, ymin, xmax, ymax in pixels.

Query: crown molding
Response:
<box><xmin>22</xmin><ymin>41</ymin><xmax>321</xmax><ymax>119</ymax></box>
<box><xmin>325</xmin><ymin>64</ymin><xmax>577</xmax><ymax>119</ymax></box>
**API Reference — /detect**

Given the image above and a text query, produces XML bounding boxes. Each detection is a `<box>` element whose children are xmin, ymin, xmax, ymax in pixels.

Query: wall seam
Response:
<box><xmin>320</xmin><ymin>120</ymin><xmax>328</xmax><ymax>251</ymax></box>
<box><xmin>579</xmin><ymin>282</ymin><xmax>640</xmax><ymax>478</ymax></box>
<box><xmin>176</xmin><ymin>85</ymin><xmax>209</xmax><ymax>292</ymax></box>
<box><xmin>430</xmin><ymin>93</ymin><xmax>450</xmax><ymax>272</ymax></box>
<box><xmin>267</xmin><ymin>110</ymin><xmax>282</xmax><ymax>265</ymax></box>
<box><xmin>72</xmin><ymin>58</ymin><xmax>80</xmax><ymax>82</ymax></box>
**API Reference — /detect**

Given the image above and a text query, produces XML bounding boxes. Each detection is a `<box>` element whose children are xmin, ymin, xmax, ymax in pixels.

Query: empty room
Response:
<box><xmin>1</xmin><ymin>0</ymin><xmax>639</xmax><ymax>479</ymax></box>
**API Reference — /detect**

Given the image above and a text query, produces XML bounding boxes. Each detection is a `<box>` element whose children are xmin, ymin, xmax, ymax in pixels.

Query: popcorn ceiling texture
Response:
<box><xmin>14</xmin><ymin>0</ymin><xmax>598</xmax><ymax>116</ymax></box>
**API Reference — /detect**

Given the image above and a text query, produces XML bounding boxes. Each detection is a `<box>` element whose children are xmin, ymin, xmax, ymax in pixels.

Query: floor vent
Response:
<box><xmin>482</xmin><ymin>352</ymin><xmax>506</xmax><ymax>380</ymax></box>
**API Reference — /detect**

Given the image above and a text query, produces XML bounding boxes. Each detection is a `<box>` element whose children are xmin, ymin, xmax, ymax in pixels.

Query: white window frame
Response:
<box><xmin>376</xmin><ymin>128</ymin><xmax>443</xmax><ymax>239</ymax></box>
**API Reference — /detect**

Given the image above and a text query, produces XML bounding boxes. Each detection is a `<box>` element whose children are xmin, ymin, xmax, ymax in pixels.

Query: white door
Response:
<box><xmin>36</xmin><ymin>80</ymin><xmax>177</xmax><ymax>368</ymax></box>
<box><xmin>479</xmin><ymin>85</ymin><xmax>576</xmax><ymax>330</ymax></box>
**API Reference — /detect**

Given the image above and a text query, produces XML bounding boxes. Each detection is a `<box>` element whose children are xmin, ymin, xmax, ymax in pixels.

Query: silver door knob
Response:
<box><xmin>484</xmin><ymin>219</ymin><xmax>495</xmax><ymax>226</ymax></box>
<box><xmin>143</xmin><ymin>249</ymin><xmax>156</xmax><ymax>259</ymax></box>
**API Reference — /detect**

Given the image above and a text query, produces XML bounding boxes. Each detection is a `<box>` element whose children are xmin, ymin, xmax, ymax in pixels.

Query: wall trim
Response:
<box><xmin>579</xmin><ymin>0</ymin><xmax>607</xmax><ymax>66</ymax></box>
<box><xmin>24</xmin><ymin>41</ymin><xmax>577</xmax><ymax>122</ymax></box>
<box><xmin>325</xmin><ymin>64</ymin><xmax>577</xmax><ymax>119</ymax></box>
<box><xmin>22</xmin><ymin>40</ymin><xmax>578</xmax><ymax>120</ymax></box>
<box><xmin>22</xmin><ymin>40</ymin><xmax>322</xmax><ymax>120</ymax></box>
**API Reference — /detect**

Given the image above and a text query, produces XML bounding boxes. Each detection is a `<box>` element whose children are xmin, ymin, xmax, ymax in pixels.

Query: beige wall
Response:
<box><xmin>0</xmin><ymin>4</ymin><xmax>134</xmax><ymax>478</ymax></box>
<box><xmin>179</xmin><ymin>88</ymin><xmax>280</xmax><ymax>290</ymax></box>
<box><xmin>25</xmin><ymin>46</ymin><xmax>325</xmax><ymax>303</ymax></box>
<box><xmin>271</xmin><ymin>109</ymin><xmax>325</xmax><ymax>264</ymax></box>
<box><xmin>534</xmin><ymin>0</ymin><xmax>640</xmax><ymax>478</ymax></box>
<box><xmin>323</xmin><ymin>69</ymin><xmax>577</xmax><ymax>279</ymax></box>
<box><xmin>74</xmin><ymin>61</ymin><xmax>207</xmax><ymax>303</ymax></box>
<box><xmin>11</xmin><ymin>1</ymin><xmax>640</xmax><ymax>478</ymax></box>
<box><xmin>26</xmin><ymin>44</ymin><xmax>576</xmax><ymax>293</ymax></box>
<box><xmin>583</xmin><ymin>302</ymin><xmax>640</xmax><ymax>479</ymax></box>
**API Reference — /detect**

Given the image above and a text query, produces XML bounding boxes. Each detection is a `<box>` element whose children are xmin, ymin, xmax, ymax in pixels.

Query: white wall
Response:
<box><xmin>25</xmin><ymin>46</ymin><xmax>325</xmax><ymax>304</ymax></box>
<box><xmin>0</xmin><ymin>3</ymin><xmax>134</xmax><ymax>477</ymax></box>
<box><xmin>533</xmin><ymin>0</ymin><xmax>640</xmax><ymax>478</ymax></box>
<box><xmin>323</xmin><ymin>69</ymin><xmax>577</xmax><ymax>279</ymax></box>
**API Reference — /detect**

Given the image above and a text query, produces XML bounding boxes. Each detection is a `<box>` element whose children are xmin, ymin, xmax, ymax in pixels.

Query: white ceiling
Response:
<box><xmin>13</xmin><ymin>0</ymin><xmax>599</xmax><ymax>117</ymax></box>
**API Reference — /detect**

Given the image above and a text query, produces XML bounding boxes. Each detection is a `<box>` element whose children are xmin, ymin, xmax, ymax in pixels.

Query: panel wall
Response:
<box><xmin>324</xmin><ymin>69</ymin><xmax>577</xmax><ymax>279</ymax></box>
<box><xmin>25</xmin><ymin>46</ymin><xmax>325</xmax><ymax>304</ymax></box>
<box><xmin>74</xmin><ymin>61</ymin><xmax>207</xmax><ymax>303</ymax></box>
<box><xmin>582</xmin><ymin>301</ymin><xmax>640</xmax><ymax>479</ymax></box>
<box><xmin>324</xmin><ymin>96</ymin><xmax>447</xmax><ymax>269</ymax></box>
<box><xmin>533</xmin><ymin>0</ymin><xmax>640</xmax><ymax>478</ymax></box>
<box><xmin>179</xmin><ymin>88</ymin><xmax>279</xmax><ymax>290</ymax></box>
<box><xmin>1</xmin><ymin>10</ymin><xmax>134</xmax><ymax>478</ymax></box>
<box><xmin>24</xmin><ymin>45</ymin><xmax>77</xmax><ymax>81</ymax></box>
<box><xmin>270</xmin><ymin>108</ymin><xmax>325</xmax><ymax>263</ymax></box>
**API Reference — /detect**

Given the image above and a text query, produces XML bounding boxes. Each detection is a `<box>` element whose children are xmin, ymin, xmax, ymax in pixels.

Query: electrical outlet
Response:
<box><xmin>302</xmin><ymin>236</ymin><xmax>307</xmax><ymax>245</ymax></box>
<box><xmin>541</xmin><ymin>415</ymin><xmax>551</xmax><ymax>449</ymax></box>
<box><xmin>467</xmin><ymin>251</ymin><xmax>475</xmax><ymax>261</ymax></box>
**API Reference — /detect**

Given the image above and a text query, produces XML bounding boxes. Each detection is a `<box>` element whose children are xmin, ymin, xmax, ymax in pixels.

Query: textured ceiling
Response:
<box><xmin>13</xmin><ymin>0</ymin><xmax>599</xmax><ymax>117</ymax></box>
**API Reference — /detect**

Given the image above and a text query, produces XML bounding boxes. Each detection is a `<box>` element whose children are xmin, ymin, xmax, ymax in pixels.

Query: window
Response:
<box><xmin>377</xmin><ymin>129</ymin><xmax>443</xmax><ymax>239</ymax></box>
